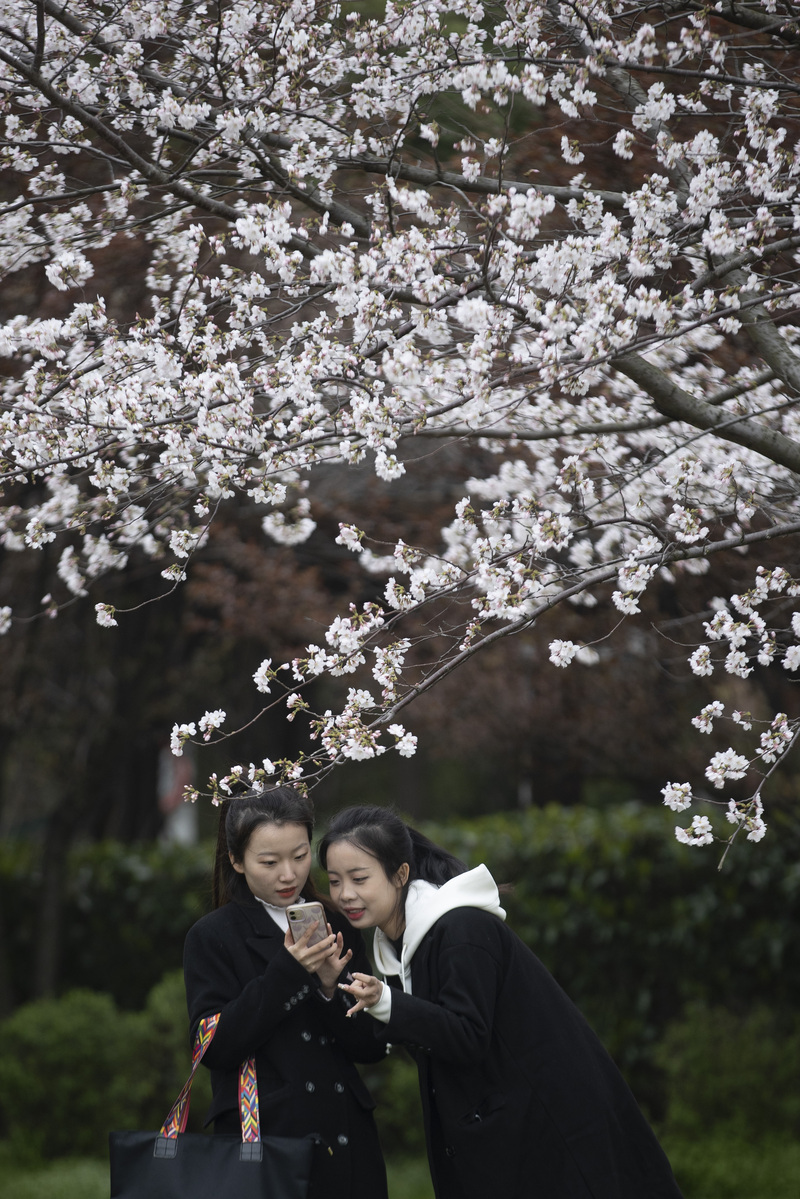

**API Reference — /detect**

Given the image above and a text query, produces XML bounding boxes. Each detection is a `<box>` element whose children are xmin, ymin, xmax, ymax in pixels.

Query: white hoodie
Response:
<box><xmin>366</xmin><ymin>864</ymin><xmax>506</xmax><ymax>1022</ymax></box>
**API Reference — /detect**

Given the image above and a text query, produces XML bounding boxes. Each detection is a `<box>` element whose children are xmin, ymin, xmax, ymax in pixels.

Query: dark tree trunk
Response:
<box><xmin>0</xmin><ymin>905</ymin><xmax>14</xmax><ymax>1015</ymax></box>
<box><xmin>32</xmin><ymin>803</ymin><xmax>72</xmax><ymax>998</ymax></box>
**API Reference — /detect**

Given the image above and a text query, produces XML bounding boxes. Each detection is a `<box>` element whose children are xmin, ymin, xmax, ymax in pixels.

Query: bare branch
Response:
<box><xmin>338</xmin><ymin>155</ymin><xmax>628</xmax><ymax>209</ymax></box>
<box><xmin>614</xmin><ymin>352</ymin><xmax>800</xmax><ymax>474</ymax></box>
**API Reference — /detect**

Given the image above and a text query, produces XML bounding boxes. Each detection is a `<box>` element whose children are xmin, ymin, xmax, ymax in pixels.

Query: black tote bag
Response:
<box><xmin>109</xmin><ymin>1013</ymin><xmax>314</xmax><ymax>1199</ymax></box>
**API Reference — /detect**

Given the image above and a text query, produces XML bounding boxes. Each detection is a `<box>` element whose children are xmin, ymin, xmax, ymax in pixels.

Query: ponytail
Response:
<box><xmin>406</xmin><ymin>825</ymin><xmax>467</xmax><ymax>885</ymax></box>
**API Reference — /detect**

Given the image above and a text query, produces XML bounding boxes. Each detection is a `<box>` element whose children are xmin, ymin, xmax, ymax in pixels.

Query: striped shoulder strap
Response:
<box><xmin>159</xmin><ymin>1013</ymin><xmax>259</xmax><ymax>1142</ymax></box>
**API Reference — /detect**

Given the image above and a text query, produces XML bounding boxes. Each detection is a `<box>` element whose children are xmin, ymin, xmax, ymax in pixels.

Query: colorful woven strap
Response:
<box><xmin>159</xmin><ymin>1013</ymin><xmax>259</xmax><ymax>1143</ymax></box>
<box><xmin>238</xmin><ymin>1055</ymin><xmax>261</xmax><ymax>1142</ymax></box>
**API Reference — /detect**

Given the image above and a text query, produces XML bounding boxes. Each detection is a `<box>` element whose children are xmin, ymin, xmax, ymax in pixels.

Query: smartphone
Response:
<box><xmin>287</xmin><ymin>902</ymin><xmax>328</xmax><ymax>946</ymax></box>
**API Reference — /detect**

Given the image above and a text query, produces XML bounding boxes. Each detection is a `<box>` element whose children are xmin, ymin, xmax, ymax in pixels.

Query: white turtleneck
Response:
<box><xmin>255</xmin><ymin>893</ymin><xmax>306</xmax><ymax>933</ymax></box>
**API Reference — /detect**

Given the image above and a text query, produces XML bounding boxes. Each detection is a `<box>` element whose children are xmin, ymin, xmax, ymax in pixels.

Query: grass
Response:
<box><xmin>386</xmin><ymin>1156</ymin><xmax>435</xmax><ymax>1199</ymax></box>
<box><xmin>664</xmin><ymin>1132</ymin><xmax>800</xmax><ymax>1199</ymax></box>
<box><xmin>2</xmin><ymin>1138</ymin><xmax>800</xmax><ymax>1199</ymax></box>
<box><xmin>0</xmin><ymin>1147</ymin><xmax>107</xmax><ymax>1199</ymax></box>
<box><xmin>0</xmin><ymin>1144</ymin><xmax>435</xmax><ymax>1199</ymax></box>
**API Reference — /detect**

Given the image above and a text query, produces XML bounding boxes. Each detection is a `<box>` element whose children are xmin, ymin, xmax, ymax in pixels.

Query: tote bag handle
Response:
<box><xmin>159</xmin><ymin>1014</ymin><xmax>260</xmax><ymax>1145</ymax></box>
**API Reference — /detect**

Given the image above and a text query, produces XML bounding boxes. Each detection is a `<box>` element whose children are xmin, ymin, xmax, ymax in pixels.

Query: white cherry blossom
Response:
<box><xmin>0</xmin><ymin>2</ymin><xmax>798</xmax><ymax>850</ymax></box>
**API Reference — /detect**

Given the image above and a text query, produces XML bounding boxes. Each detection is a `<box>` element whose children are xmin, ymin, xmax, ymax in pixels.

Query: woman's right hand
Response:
<box><xmin>337</xmin><ymin>971</ymin><xmax>384</xmax><ymax>1015</ymax></box>
<box><xmin>284</xmin><ymin>924</ymin><xmax>340</xmax><ymax>976</ymax></box>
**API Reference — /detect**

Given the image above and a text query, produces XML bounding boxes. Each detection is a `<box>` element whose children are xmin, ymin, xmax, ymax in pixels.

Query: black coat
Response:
<box><xmin>381</xmin><ymin>907</ymin><xmax>683</xmax><ymax>1199</ymax></box>
<box><xmin>184</xmin><ymin>896</ymin><xmax>388</xmax><ymax>1199</ymax></box>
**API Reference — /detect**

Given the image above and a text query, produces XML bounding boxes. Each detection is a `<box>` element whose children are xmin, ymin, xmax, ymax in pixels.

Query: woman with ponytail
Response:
<box><xmin>183</xmin><ymin>789</ymin><xmax>388</xmax><ymax>1199</ymax></box>
<box><xmin>319</xmin><ymin>806</ymin><xmax>683</xmax><ymax>1199</ymax></box>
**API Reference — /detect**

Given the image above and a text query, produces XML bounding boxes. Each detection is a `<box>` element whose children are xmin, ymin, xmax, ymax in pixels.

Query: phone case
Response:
<box><xmin>287</xmin><ymin>902</ymin><xmax>328</xmax><ymax>946</ymax></box>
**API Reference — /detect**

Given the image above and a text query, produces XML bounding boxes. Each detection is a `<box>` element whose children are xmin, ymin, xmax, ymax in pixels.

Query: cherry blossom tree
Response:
<box><xmin>1</xmin><ymin>0</ymin><xmax>799</xmax><ymax>852</ymax></box>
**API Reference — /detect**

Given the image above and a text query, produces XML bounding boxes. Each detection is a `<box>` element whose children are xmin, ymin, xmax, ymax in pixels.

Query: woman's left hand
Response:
<box><xmin>338</xmin><ymin>971</ymin><xmax>383</xmax><ymax>1015</ymax></box>
<box><xmin>315</xmin><ymin>927</ymin><xmax>354</xmax><ymax>995</ymax></box>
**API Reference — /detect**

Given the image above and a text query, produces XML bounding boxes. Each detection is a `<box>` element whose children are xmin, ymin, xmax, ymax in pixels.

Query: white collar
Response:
<box><xmin>255</xmin><ymin>893</ymin><xmax>305</xmax><ymax>932</ymax></box>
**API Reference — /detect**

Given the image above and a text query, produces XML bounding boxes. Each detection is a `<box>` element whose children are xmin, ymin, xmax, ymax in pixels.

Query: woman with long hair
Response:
<box><xmin>183</xmin><ymin>788</ymin><xmax>388</xmax><ymax>1199</ymax></box>
<box><xmin>319</xmin><ymin>805</ymin><xmax>684</xmax><ymax>1199</ymax></box>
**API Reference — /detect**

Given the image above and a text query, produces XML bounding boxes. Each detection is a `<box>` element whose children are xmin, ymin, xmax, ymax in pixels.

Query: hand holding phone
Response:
<box><xmin>287</xmin><ymin>902</ymin><xmax>328</xmax><ymax>947</ymax></box>
<box><xmin>286</xmin><ymin>902</ymin><xmax>353</xmax><ymax>990</ymax></box>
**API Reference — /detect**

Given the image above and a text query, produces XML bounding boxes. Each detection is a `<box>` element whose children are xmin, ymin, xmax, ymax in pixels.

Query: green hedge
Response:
<box><xmin>656</xmin><ymin>1004</ymin><xmax>800</xmax><ymax>1140</ymax></box>
<box><xmin>0</xmin><ymin>840</ymin><xmax>212</xmax><ymax>1010</ymax></box>
<box><xmin>421</xmin><ymin>803</ymin><xmax>800</xmax><ymax>1112</ymax></box>
<box><xmin>664</xmin><ymin>1134</ymin><xmax>800</xmax><ymax>1199</ymax></box>
<box><xmin>0</xmin><ymin>972</ymin><xmax>210</xmax><ymax>1160</ymax></box>
<box><xmin>2</xmin><ymin>971</ymin><xmax>799</xmax><ymax>1186</ymax></box>
<box><xmin>2</xmin><ymin>803</ymin><xmax>800</xmax><ymax>1115</ymax></box>
<box><xmin>0</xmin><ymin>990</ymin><xmax>147</xmax><ymax>1160</ymax></box>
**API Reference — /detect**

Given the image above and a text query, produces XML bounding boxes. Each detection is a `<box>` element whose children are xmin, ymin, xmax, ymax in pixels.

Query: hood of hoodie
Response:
<box><xmin>372</xmin><ymin>864</ymin><xmax>505</xmax><ymax>992</ymax></box>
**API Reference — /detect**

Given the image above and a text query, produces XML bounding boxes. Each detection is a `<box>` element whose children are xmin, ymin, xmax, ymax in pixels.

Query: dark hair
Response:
<box><xmin>318</xmin><ymin>805</ymin><xmax>467</xmax><ymax>894</ymax></box>
<box><xmin>213</xmin><ymin>787</ymin><xmax>325</xmax><ymax>908</ymax></box>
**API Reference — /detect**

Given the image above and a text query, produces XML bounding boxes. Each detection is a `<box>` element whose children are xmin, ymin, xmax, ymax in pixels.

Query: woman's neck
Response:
<box><xmin>381</xmin><ymin>911</ymin><xmax>406</xmax><ymax>941</ymax></box>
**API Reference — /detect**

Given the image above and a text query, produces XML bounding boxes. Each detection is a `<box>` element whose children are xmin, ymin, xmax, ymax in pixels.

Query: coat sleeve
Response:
<box><xmin>183</xmin><ymin>916</ymin><xmax>318</xmax><ymax>1070</ymax></box>
<box><xmin>382</xmin><ymin>912</ymin><xmax>505</xmax><ymax>1066</ymax></box>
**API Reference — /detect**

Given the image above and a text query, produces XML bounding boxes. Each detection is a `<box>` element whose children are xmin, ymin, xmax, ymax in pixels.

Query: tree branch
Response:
<box><xmin>614</xmin><ymin>352</ymin><xmax>800</xmax><ymax>474</ymax></box>
<box><xmin>691</xmin><ymin>236</ymin><xmax>800</xmax><ymax>294</ymax></box>
<box><xmin>375</xmin><ymin>514</ymin><xmax>800</xmax><ymax>725</ymax></box>
<box><xmin>691</xmin><ymin>0</ymin><xmax>800</xmax><ymax>43</ymax></box>
<box><xmin>550</xmin><ymin>4</ymin><xmax>694</xmax><ymax>202</ymax></box>
<box><xmin>32</xmin><ymin>0</ymin><xmax>45</xmax><ymax>74</ymax></box>
<box><xmin>0</xmin><ymin>45</ymin><xmax>321</xmax><ymax>259</ymax></box>
<box><xmin>337</xmin><ymin>156</ymin><xmax>628</xmax><ymax>209</ymax></box>
<box><xmin>725</xmin><ymin>269</ymin><xmax>800</xmax><ymax>397</ymax></box>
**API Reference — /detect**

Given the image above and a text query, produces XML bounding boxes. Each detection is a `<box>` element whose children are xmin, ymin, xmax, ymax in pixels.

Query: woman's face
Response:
<box><xmin>325</xmin><ymin>841</ymin><xmax>409</xmax><ymax>938</ymax></box>
<box><xmin>230</xmin><ymin>821</ymin><xmax>312</xmax><ymax>907</ymax></box>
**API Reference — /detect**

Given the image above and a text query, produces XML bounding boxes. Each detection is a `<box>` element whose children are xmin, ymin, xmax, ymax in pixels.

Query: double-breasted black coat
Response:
<box><xmin>184</xmin><ymin>895</ymin><xmax>388</xmax><ymax>1199</ymax></box>
<box><xmin>379</xmin><ymin>907</ymin><xmax>684</xmax><ymax>1199</ymax></box>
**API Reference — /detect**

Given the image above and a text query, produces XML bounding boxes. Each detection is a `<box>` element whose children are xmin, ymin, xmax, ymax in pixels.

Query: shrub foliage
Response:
<box><xmin>1</xmin><ymin>801</ymin><xmax>799</xmax><ymax>1150</ymax></box>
